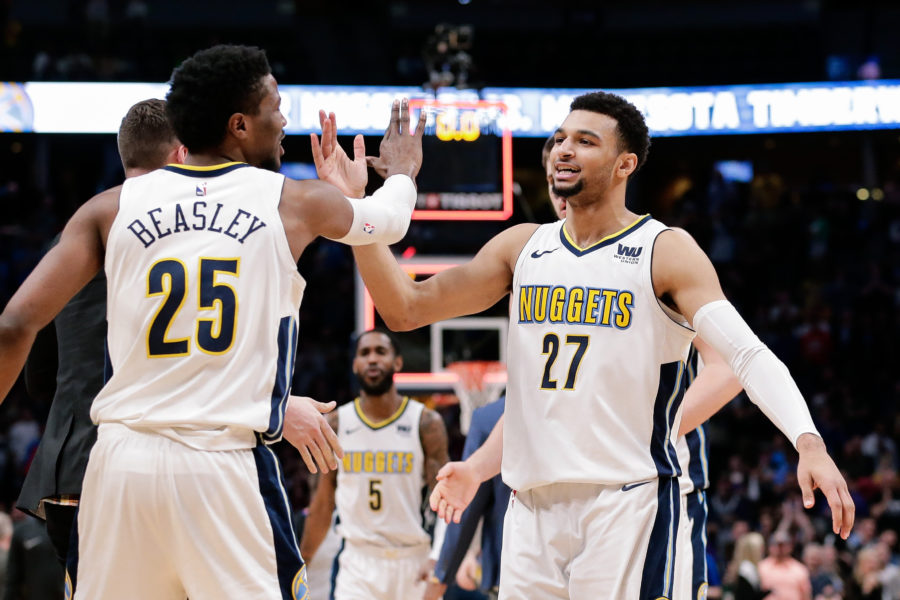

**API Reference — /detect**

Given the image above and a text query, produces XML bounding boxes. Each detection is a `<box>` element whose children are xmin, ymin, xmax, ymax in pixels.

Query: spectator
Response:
<box><xmin>725</xmin><ymin>531</ymin><xmax>768</xmax><ymax>600</ymax></box>
<box><xmin>758</xmin><ymin>530</ymin><xmax>812</xmax><ymax>600</ymax></box>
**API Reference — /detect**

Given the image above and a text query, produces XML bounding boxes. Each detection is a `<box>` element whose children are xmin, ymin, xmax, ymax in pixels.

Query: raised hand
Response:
<box><xmin>796</xmin><ymin>433</ymin><xmax>855</xmax><ymax>539</ymax></box>
<box><xmin>310</xmin><ymin>110</ymin><xmax>368</xmax><ymax>198</ymax></box>
<box><xmin>367</xmin><ymin>98</ymin><xmax>427</xmax><ymax>181</ymax></box>
<box><xmin>282</xmin><ymin>395</ymin><xmax>343</xmax><ymax>474</ymax></box>
<box><xmin>429</xmin><ymin>461</ymin><xmax>481</xmax><ymax>524</ymax></box>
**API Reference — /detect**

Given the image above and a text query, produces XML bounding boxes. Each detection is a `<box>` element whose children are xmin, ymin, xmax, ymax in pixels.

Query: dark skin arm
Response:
<box><xmin>298</xmin><ymin>410</ymin><xmax>339</xmax><ymax>563</ymax></box>
<box><xmin>420</xmin><ymin>407</ymin><xmax>450</xmax><ymax>496</ymax></box>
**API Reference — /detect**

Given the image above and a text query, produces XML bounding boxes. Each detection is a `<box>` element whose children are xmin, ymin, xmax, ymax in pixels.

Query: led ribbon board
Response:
<box><xmin>4</xmin><ymin>80</ymin><xmax>900</xmax><ymax>137</ymax></box>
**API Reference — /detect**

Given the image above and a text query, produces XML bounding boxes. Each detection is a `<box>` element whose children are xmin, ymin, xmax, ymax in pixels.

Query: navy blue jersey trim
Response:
<box><xmin>687</xmin><ymin>490</ymin><xmax>710</xmax><ymax>598</ymax></box>
<box><xmin>558</xmin><ymin>214</ymin><xmax>652</xmax><ymax>257</ymax></box>
<box><xmin>162</xmin><ymin>162</ymin><xmax>250</xmax><ymax>178</ymax></box>
<box><xmin>650</xmin><ymin>361</ymin><xmax>685</xmax><ymax>478</ymax></box>
<box><xmin>252</xmin><ymin>443</ymin><xmax>307</xmax><ymax>599</ymax></box>
<box><xmin>263</xmin><ymin>316</ymin><xmax>298</xmax><ymax>442</ymax></box>
<box><xmin>640</xmin><ymin>477</ymin><xmax>680</xmax><ymax>599</ymax></box>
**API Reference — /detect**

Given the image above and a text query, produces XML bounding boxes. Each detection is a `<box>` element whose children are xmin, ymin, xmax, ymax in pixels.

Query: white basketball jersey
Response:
<box><xmin>335</xmin><ymin>397</ymin><xmax>430</xmax><ymax>547</ymax></box>
<box><xmin>503</xmin><ymin>216</ymin><xmax>695</xmax><ymax>491</ymax></box>
<box><xmin>92</xmin><ymin>163</ymin><xmax>306</xmax><ymax>450</ymax></box>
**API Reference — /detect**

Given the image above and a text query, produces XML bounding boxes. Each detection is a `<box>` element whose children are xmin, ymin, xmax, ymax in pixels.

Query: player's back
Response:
<box><xmin>335</xmin><ymin>398</ymin><xmax>430</xmax><ymax>548</ymax></box>
<box><xmin>504</xmin><ymin>217</ymin><xmax>695</xmax><ymax>491</ymax></box>
<box><xmin>92</xmin><ymin>162</ymin><xmax>306</xmax><ymax>450</ymax></box>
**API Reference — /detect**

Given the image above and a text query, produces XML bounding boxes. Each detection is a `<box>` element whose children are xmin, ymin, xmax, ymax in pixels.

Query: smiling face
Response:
<box><xmin>241</xmin><ymin>74</ymin><xmax>287</xmax><ymax>172</ymax></box>
<box><xmin>353</xmin><ymin>331</ymin><xmax>402</xmax><ymax>396</ymax></box>
<box><xmin>549</xmin><ymin>110</ymin><xmax>636</xmax><ymax>208</ymax></box>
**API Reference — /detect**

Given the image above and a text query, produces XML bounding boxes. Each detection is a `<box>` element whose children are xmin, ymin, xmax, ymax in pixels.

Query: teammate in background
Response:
<box><xmin>0</xmin><ymin>44</ymin><xmax>425</xmax><ymax>600</ymax></box>
<box><xmin>541</xmin><ymin>134</ymin><xmax>566</xmax><ymax>220</ymax></box>
<box><xmin>425</xmin><ymin>397</ymin><xmax>507</xmax><ymax>600</ymax></box>
<box><xmin>300</xmin><ymin>329</ymin><xmax>449</xmax><ymax>600</ymax></box>
<box><xmin>318</xmin><ymin>92</ymin><xmax>853</xmax><ymax>598</ymax></box>
<box><xmin>16</xmin><ymin>98</ymin><xmax>185</xmax><ymax>566</ymax></box>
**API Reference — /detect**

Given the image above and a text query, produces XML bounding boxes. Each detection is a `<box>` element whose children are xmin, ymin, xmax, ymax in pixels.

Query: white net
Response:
<box><xmin>447</xmin><ymin>361</ymin><xmax>506</xmax><ymax>435</ymax></box>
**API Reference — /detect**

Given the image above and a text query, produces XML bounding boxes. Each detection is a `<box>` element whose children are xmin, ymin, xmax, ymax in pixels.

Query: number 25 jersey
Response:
<box><xmin>91</xmin><ymin>163</ymin><xmax>306</xmax><ymax>450</ymax></box>
<box><xmin>503</xmin><ymin>216</ymin><xmax>695</xmax><ymax>491</ymax></box>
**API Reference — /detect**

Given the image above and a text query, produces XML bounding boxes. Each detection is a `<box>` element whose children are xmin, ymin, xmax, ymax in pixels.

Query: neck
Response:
<box><xmin>358</xmin><ymin>390</ymin><xmax>404</xmax><ymax>421</ymax></box>
<box><xmin>185</xmin><ymin>148</ymin><xmax>245</xmax><ymax>167</ymax></box>
<box><xmin>124</xmin><ymin>167</ymin><xmax>153</xmax><ymax>178</ymax></box>
<box><xmin>562</xmin><ymin>186</ymin><xmax>639</xmax><ymax>248</ymax></box>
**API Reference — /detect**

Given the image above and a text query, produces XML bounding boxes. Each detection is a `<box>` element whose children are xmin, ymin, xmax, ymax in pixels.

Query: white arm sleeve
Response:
<box><xmin>326</xmin><ymin>174</ymin><xmax>417</xmax><ymax>246</ymax></box>
<box><xmin>693</xmin><ymin>300</ymin><xmax>819</xmax><ymax>448</ymax></box>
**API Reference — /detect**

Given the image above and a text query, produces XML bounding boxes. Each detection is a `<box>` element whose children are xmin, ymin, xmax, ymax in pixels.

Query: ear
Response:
<box><xmin>228</xmin><ymin>113</ymin><xmax>248</xmax><ymax>140</ymax></box>
<box><xmin>171</xmin><ymin>144</ymin><xmax>187</xmax><ymax>165</ymax></box>
<box><xmin>617</xmin><ymin>152</ymin><xmax>638</xmax><ymax>179</ymax></box>
<box><xmin>394</xmin><ymin>355</ymin><xmax>404</xmax><ymax>373</ymax></box>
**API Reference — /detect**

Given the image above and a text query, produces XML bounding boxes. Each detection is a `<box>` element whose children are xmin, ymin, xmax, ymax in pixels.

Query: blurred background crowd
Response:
<box><xmin>1</xmin><ymin>1</ymin><xmax>900</xmax><ymax>598</ymax></box>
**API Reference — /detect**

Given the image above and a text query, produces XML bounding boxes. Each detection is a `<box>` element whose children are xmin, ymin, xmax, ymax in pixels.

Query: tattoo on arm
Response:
<box><xmin>420</xmin><ymin>408</ymin><xmax>450</xmax><ymax>494</ymax></box>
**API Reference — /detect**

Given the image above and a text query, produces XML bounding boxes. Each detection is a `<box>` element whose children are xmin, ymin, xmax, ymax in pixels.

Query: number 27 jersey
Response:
<box><xmin>503</xmin><ymin>216</ymin><xmax>695</xmax><ymax>491</ymax></box>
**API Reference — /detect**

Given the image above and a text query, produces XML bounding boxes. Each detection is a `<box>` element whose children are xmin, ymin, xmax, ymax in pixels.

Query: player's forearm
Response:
<box><xmin>0</xmin><ymin>313</ymin><xmax>39</xmax><ymax>402</ymax></box>
<box><xmin>298</xmin><ymin>488</ymin><xmax>335</xmax><ymax>562</ymax></box>
<box><xmin>677</xmin><ymin>363</ymin><xmax>742</xmax><ymax>436</ymax></box>
<box><xmin>466</xmin><ymin>416</ymin><xmax>503</xmax><ymax>482</ymax></box>
<box><xmin>352</xmin><ymin>244</ymin><xmax>423</xmax><ymax>330</ymax></box>
<box><xmin>694</xmin><ymin>301</ymin><xmax>819</xmax><ymax>447</ymax></box>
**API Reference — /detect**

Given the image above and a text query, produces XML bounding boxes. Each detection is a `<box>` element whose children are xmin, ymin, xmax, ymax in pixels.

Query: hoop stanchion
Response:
<box><xmin>446</xmin><ymin>361</ymin><xmax>506</xmax><ymax>435</ymax></box>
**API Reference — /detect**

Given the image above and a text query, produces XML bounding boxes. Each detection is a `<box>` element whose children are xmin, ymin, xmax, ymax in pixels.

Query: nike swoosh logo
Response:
<box><xmin>344</xmin><ymin>427</ymin><xmax>362</xmax><ymax>435</ymax></box>
<box><xmin>621</xmin><ymin>481</ymin><xmax>652</xmax><ymax>492</ymax></box>
<box><xmin>530</xmin><ymin>248</ymin><xmax>558</xmax><ymax>258</ymax></box>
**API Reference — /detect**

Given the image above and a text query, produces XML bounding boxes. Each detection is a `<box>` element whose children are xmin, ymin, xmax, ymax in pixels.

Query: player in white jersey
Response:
<box><xmin>0</xmin><ymin>45</ymin><xmax>427</xmax><ymax>600</ymax></box>
<box><xmin>300</xmin><ymin>329</ymin><xmax>448</xmax><ymax>599</ymax></box>
<box><xmin>314</xmin><ymin>91</ymin><xmax>854</xmax><ymax>599</ymax></box>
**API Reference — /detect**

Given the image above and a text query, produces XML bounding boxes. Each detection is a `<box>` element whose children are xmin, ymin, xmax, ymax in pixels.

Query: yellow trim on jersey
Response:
<box><xmin>561</xmin><ymin>213</ymin><xmax>650</xmax><ymax>252</ymax></box>
<box><xmin>354</xmin><ymin>396</ymin><xmax>410</xmax><ymax>430</ymax></box>
<box><xmin>166</xmin><ymin>161</ymin><xmax>246</xmax><ymax>171</ymax></box>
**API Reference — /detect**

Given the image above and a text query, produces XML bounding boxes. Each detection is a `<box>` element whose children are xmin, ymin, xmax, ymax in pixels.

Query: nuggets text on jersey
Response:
<box><xmin>341</xmin><ymin>450</ymin><xmax>415</xmax><ymax>474</ymax></box>
<box><xmin>518</xmin><ymin>284</ymin><xmax>634</xmax><ymax>328</ymax></box>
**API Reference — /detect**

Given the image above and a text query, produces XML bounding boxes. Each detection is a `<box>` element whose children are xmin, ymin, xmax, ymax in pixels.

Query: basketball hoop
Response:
<box><xmin>446</xmin><ymin>361</ymin><xmax>506</xmax><ymax>435</ymax></box>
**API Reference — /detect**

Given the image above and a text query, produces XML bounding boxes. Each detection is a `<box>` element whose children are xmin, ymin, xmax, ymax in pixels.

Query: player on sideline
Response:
<box><xmin>315</xmin><ymin>92</ymin><xmax>853</xmax><ymax>599</ymax></box>
<box><xmin>0</xmin><ymin>44</ymin><xmax>425</xmax><ymax>600</ymax></box>
<box><xmin>15</xmin><ymin>99</ymin><xmax>186</xmax><ymax>565</ymax></box>
<box><xmin>300</xmin><ymin>329</ymin><xmax>449</xmax><ymax>599</ymax></box>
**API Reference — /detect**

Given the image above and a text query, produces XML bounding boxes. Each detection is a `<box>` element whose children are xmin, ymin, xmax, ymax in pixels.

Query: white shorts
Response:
<box><xmin>674</xmin><ymin>489</ymin><xmax>710</xmax><ymax>600</ymax></box>
<box><xmin>331</xmin><ymin>540</ymin><xmax>430</xmax><ymax>600</ymax></box>
<box><xmin>68</xmin><ymin>424</ymin><xmax>308</xmax><ymax>600</ymax></box>
<box><xmin>498</xmin><ymin>478</ymin><xmax>682</xmax><ymax>600</ymax></box>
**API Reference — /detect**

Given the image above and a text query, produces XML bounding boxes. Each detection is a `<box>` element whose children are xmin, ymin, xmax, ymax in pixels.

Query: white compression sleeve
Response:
<box><xmin>693</xmin><ymin>300</ymin><xmax>820</xmax><ymax>448</ymax></box>
<box><xmin>327</xmin><ymin>174</ymin><xmax>417</xmax><ymax>246</ymax></box>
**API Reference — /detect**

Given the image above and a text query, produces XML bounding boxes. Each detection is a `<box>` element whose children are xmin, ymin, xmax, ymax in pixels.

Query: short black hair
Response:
<box><xmin>118</xmin><ymin>99</ymin><xmax>178</xmax><ymax>171</ymax></box>
<box><xmin>166</xmin><ymin>44</ymin><xmax>271</xmax><ymax>153</ymax></box>
<box><xmin>570</xmin><ymin>91</ymin><xmax>650</xmax><ymax>175</ymax></box>
<box><xmin>355</xmin><ymin>328</ymin><xmax>402</xmax><ymax>357</ymax></box>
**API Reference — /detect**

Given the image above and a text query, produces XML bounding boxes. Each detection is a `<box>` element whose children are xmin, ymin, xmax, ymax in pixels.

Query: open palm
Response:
<box><xmin>310</xmin><ymin>110</ymin><xmax>368</xmax><ymax>197</ymax></box>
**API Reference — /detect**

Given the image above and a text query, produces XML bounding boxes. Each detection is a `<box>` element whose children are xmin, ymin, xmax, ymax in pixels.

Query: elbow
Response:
<box><xmin>380</xmin><ymin>312</ymin><xmax>419</xmax><ymax>332</ymax></box>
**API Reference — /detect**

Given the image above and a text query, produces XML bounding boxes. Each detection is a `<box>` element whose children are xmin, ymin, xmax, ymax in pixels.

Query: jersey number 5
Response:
<box><xmin>368</xmin><ymin>479</ymin><xmax>382</xmax><ymax>511</ymax></box>
<box><xmin>146</xmin><ymin>258</ymin><xmax>240</xmax><ymax>357</ymax></box>
<box><xmin>541</xmin><ymin>333</ymin><xmax>589</xmax><ymax>390</ymax></box>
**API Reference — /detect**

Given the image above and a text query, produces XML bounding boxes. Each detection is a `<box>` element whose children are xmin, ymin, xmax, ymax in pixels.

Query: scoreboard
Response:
<box><xmin>408</xmin><ymin>99</ymin><xmax>514</xmax><ymax>221</ymax></box>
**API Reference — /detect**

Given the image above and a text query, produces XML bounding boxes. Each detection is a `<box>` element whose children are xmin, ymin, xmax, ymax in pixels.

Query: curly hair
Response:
<box><xmin>166</xmin><ymin>45</ymin><xmax>271</xmax><ymax>153</ymax></box>
<box><xmin>570</xmin><ymin>91</ymin><xmax>650</xmax><ymax>176</ymax></box>
<box><xmin>117</xmin><ymin>99</ymin><xmax>177</xmax><ymax>171</ymax></box>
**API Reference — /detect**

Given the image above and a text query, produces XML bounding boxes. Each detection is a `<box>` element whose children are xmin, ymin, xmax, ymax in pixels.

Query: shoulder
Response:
<box><xmin>478</xmin><ymin>222</ymin><xmax>541</xmax><ymax>267</ymax></box>
<box><xmin>419</xmin><ymin>406</ymin><xmax>448</xmax><ymax>444</ymax></box>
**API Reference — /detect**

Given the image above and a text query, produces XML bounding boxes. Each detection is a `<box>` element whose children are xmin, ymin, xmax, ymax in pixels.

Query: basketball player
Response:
<box><xmin>0</xmin><ymin>44</ymin><xmax>425</xmax><ymax>600</ymax></box>
<box><xmin>300</xmin><ymin>329</ymin><xmax>449</xmax><ymax>600</ymax></box>
<box><xmin>15</xmin><ymin>99</ymin><xmax>186</xmax><ymax>566</ymax></box>
<box><xmin>315</xmin><ymin>91</ymin><xmax>853</xmax><ymax>599</ymax></box>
